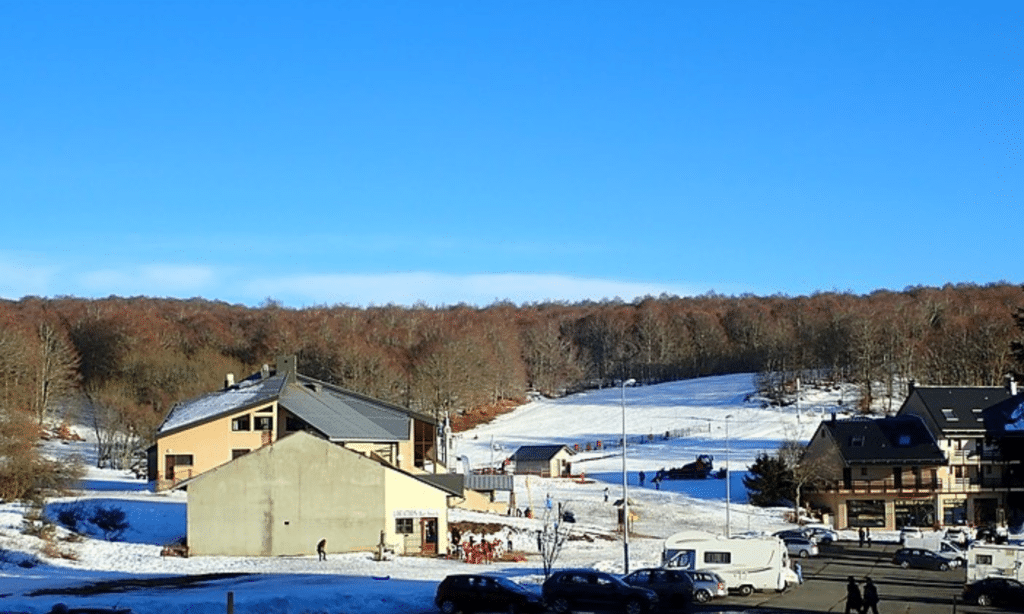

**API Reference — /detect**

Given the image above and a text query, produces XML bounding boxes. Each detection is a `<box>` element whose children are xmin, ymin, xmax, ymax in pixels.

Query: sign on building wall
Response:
<box><xmin>393</xmin><ymin>509</ymin><xmax>441</xmax><ymax>518</ymax></box>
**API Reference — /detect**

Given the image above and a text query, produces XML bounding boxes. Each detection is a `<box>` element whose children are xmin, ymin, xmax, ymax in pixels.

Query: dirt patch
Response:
<box><xmin>450</xmin><ymin>399</ymin><xmax>523</xmax><ymax>432</ymax></box>
<box><xmin>26</xmin><ymin>573</ymin><xmax>250</xmax><ymax>596</ymax></box>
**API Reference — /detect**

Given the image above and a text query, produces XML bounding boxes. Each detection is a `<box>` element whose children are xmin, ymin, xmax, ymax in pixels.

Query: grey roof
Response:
<box><xmin>158</xmin><ymin>373</ymin><xmax>287</xmax><ymax>434</ymax></box>
<box><xmin>899</xmin><ymin>386</ymin><xmax>1013</xmax><ymax>437</ymax></box>
<box><xmin>511</xmin><ymin>444</ymin><xmax>574</xmax><ymax>462</ymax></box>
<box><xmin>821</xmin><ymin>415</ymin><xmax>945</xmax><ymax>465</ymax></box>
<box><xmin>416</xmin><ymin>473</ymin><xmax>465</xmax><ymax>497</ymax></box>
<box><xmin>158</xmin><ymin>365</ymin><xmax>433</xmax><ymax>440</ymax></box>
<box><xmin>281</xmin><ymin>382</ymin><xmax>409</xmax><ymax>441</ymax></box>
<box><xmin>464</xmin><ymin>473</ymin><xmax>514</xmax><ymax>492</ymax></box>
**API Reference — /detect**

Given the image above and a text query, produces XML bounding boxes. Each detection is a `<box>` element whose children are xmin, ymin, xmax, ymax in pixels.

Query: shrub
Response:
<box><xmin>90</xmin><ymin>505</ymin><xmax>129</xmax><ymax>541</ymax></box>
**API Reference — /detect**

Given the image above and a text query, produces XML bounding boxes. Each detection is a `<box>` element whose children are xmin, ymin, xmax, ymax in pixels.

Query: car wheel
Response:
<box><xmin>800</xmin><ymin>550</ymin><xmax>809</xmax><ymax>558</ymax></box>
<box><xmin>739</xmin><ymin>585</ymin><xmax>754</xmax><ymax>597</ymax></box>
<box><xmin>900</xmin><ymin>561</ymin><xmax>910</xmax><ymax>569</ymax></box>
<box><xmin>439</xmin><ymin>599</ymin><xmax>458</xmax><ymax>614</ymax></box>
<box><xmin>624</xmin><ymin>598</ymin><xmax>644</xmax><ymax>614</ymax></box>
<box><xmin>694</xmin><ymin>589</ymin><xmax>712</xmax><ymax>604</ymax></box>
<box><xmin>939</xmin><ymin>562</ymin><xmax>950</xmax><ymax>571</ymax></box>
<box><xmin>550</xmin><ymin>597</ymin><xmax>571</xmax><ymax>614</ymax></box>
<box><xmin>977</xmin><ymin>594</ymin><xmax>991</xmax><ymax>607</ymax></box>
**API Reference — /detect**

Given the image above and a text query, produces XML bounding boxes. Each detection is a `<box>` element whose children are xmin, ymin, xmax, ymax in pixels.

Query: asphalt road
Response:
<box><xmin>692</xmin><ymin>541</ymin><xmax>980</xmax><ymax>614</ymax></box>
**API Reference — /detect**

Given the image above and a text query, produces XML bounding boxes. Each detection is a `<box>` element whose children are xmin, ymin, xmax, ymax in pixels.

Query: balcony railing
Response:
<box><xmin>814</xmin><ymin>477</ymin><xmax>1024</xmax><ymax>494</ymax></box>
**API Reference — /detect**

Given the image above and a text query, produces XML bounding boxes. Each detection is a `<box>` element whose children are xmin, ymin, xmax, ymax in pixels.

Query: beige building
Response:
<box><xmin>150</xmin><ymin>355</ymin><xmax>443</xmax><ymax>489</ymax></box>
<box><xmin>185</xmin><ymin>430</ymin><xmax>456</xmax><ymax>557</ymax></box>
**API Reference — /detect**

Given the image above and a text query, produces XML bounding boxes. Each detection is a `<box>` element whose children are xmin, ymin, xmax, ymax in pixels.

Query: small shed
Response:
<box><xmin>510</xmin><ymin>444</ymin><xmax>575</xmax><ymax>477</ymax></box>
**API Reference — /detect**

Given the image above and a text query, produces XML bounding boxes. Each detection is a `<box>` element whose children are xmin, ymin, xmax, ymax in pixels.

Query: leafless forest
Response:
<box><xmin>2</xmin><ymin>283</ymin><xmax>1024</xmax><ymax>493</ymax></box>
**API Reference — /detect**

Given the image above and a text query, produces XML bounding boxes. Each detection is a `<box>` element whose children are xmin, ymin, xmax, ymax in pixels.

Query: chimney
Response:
<box><xmin>261</xmin><ymin>364</ymin><xmax>270</xmax><ymax>379</ymax></box>
<box><xmin>831</xmin><ymin>412</ymin><xmax>836</xmax><ymax>423</ymax></box>
<box><xmin>225</xmin><ymin>373</ymin><xmax>235</xmax><ymax>389</ymax></box>
<box><xmin>908</xmin><ymin>379</ymin><xmax>916</xmax><ymax>395</ymax></box>
<box><xmin>1008</xmin><ymin>375</ymin><xmax>1018</xmax><ymax>396</ymax></box>
<box><xmin>276</xmin><ymin>354</ymin><xmax>298</xmax><ymax>383</ymax></box>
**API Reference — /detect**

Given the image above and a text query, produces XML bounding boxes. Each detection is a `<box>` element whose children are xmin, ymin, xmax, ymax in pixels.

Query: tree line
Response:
<box><xmin>2</xmin><ymin>282</ymin><xmax>1024</xmax><ymax>499</ymax></box>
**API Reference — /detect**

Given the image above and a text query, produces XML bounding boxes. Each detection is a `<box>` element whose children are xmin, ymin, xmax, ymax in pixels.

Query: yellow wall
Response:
<box><xmin>157</xmin><ymin>401</ymin><xmax>278</xmax><ymax>487</ymax></box>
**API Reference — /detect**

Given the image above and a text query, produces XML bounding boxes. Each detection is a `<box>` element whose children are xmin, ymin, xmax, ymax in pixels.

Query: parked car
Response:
<box><xmin>804</xmin><ymin>526</ymin><xmax>839</xmax><ymax>544</ymax></box>
<box><xmin>774</xmin><ymin>528</ymin><xmax>812</xmax><ymax>541</ymax></box>
<box><xmin>944</xmin><ymin>527</ymin><xmax>969</xmax><ymax>546</ymax></box>
<box><xmin>783</xmin><ymin>536</ymin><xmax>819</xmax><ymax>558</ymax></box>
<box><xmin>899</xmin><ymin>527</ymin><xmax>925</xmax><ymax>544</ymax></box>
<box><xmin>542</xmin><ymin>569</ymin><xmax>659</xmax><ymax>614</ymax></box>
<box><xmin>963</xmin><ymin>577</ymin><xmax>1024</xmax><ymax>607</ymax></box>
<box><xmin>891</xmin><ymin>548</ymin><xmax>953</xmax><ymax>571</ymax></box>
<box><xmin>683</xmin><ymin>570</ymin><xmax>728</xmax><ymax>603</ymax></box>
<box><xmin>435</xmin><ymin>574</ymin><xmax>545</xmax><ymax>614</ymax></box>
<box><xmin>623</xmin><ymin>567</ymin><xmax>696</xmax><ymax>608</ymax></box>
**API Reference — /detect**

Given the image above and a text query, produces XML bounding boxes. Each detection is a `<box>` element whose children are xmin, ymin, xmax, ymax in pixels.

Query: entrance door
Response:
<box><xmin>421</xmin><ymin>518</ymin><xmax>438</xmax><ymax>555</ymax></box>
<box><xmin>165</xmin><ymin>455</ymin><xmax>176</xmax><ymax>480</ymax></box>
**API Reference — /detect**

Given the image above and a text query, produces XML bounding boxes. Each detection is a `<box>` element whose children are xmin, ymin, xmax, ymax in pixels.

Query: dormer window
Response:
<box><xmin>898</xmin><ymin>434</ymin><xmax>911</xmax><ymax>446</ymax></box>
<box><xmin>941</xmin><ymin>408</ymin><xmax>958</xmax><ymax>421</ymax></box>
<box><xmin>851</xmin><ymin>436</ymin><xmax>865</xmax><ymax>447</ymax></box>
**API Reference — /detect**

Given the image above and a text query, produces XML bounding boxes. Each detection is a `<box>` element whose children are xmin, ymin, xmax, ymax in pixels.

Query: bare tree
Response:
<box><xmin>537</xmin><ymin>504</ymin><xmax>573</xmax><ymax>578</ymax></box>
<box><xmin>29</xmin><ymin>322</ymin><xmax>80</xmax><ymax>425</ymax></box>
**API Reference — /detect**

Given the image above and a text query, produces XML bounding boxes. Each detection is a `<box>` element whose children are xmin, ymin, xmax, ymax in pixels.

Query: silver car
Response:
<box><xmin>783</xmin><ymin>536</ymin><xmax>819</xmax><ymax>558</ymax></box>
<box><xmin>684</xmin><ymin>569</ymin><xmax>728</xmax><ymax>603</ymax></box>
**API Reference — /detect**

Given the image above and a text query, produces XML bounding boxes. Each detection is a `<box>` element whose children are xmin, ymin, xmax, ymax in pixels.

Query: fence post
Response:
<box><xmin>227</xmin><ymin>591</ymin><xmax>234</xmax><ymax>614</ymax></box>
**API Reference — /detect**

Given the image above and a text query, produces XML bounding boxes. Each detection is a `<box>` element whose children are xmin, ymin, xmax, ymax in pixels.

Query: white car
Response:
<box><xmin>805</xmin><ymin>526</ymin><xmax>839</xmax><ymax>544</ymax></box>
<box><xmin>899</xmin><ymin>527</ymin><xmax>925</xmax><ymax>543</ymax></box>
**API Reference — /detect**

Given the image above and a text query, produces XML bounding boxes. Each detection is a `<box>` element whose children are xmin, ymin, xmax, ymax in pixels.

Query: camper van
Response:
<box><xmin>966</xmin><ymin>542</ymin><xmax>1024</xmax><ymax>583</ymax></box>
<box><xmin>662</xmin><ymin>530</ymin><xmax>796</xmax><ymax>596</ymax></box>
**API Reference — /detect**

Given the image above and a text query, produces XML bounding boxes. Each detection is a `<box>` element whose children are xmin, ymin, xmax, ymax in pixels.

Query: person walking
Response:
<box><xmin>866</xmin><ymin>527</ymin><xmax>872</xmax><ymax>548</ymax></box>
<box><xmin>794</xmin><ymin>561</ymin><xmax>803</xmax><ymax>584</ymax></box>
<box><xmin>316</xmin><ymin>538</ymin><xmax>327</xmax><ymax>561</ymax></box>
<box><xmin>639</xmin><ymin>470</ymin><xmax>646</xmax><ymax>487</ymax></box>
<box><xmin>604</xmin><ymin>487</ymin><xmax>609</xmax><ymax>503</ymax></box>
<box><xmin>862</xmin><ymin>577</ymin><xmax>879</xmax><ymax>614</ymax></box>
<box><xmin>844</xmin><ymin>577</ymin><xmax>862</xmax><ymax>614</ymax></box>
<box><xmin>858</xmin><ymin>527</ymin><xmax>865</xmax><ymax>547</ymax></box>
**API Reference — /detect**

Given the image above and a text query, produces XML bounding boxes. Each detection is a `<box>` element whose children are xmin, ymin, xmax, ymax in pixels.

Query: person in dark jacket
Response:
<box><xmin>317</xmin><ymin>538</ymin><xmax>327</xmax><ymax>561</ymax></box>
<box><xmin>862</xmin><ymin>577</ymin><xmax>879</xmax><ymax>614</ymax></box>
<box><xmin>844</xmin><ymin>577</ymin><xmax>862</xmax><ymax>614</ymax></box>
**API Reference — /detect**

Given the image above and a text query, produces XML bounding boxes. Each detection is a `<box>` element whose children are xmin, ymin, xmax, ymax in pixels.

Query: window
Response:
<box><xmin>232</xmin><ymin>449</ymin><xmax>250</xmax><ymax>459</ymax></box>
<box><xmin>977</xmin><ymin>554</ymin><xmax>993</xmax><ymax>565</ymax></box>
<box><xmin>941</xmin><ymin>408</ymin><xmax>958</xmax><ymax>421</ymax></box>
<box><xmin>898</xmin><ymin>434</ymin><xmax>911</xmax><ymax>446</ymax></box>
<box><xmin>704</xmin><ymin>551</ymin><xmax>731</xmax><ymax>564</ymax></box>
<box><xmin>254</xmin><ymin>416</ymin><xmax>273</xmax><ymax>431</ymax></box>
<box><xmin>286</xmin><ymin>415</ymin><xmax>307</xmax><ymax>431</ymax></box>
<box><xmin>232</xmin><ymin>415</ymin><xmax>251</xmax><ymax>431</ymax></box>
<box><xmin>860</xmin><ymin>467</ymin><xmax>868</xmax><ymax>476</ymax></box>
<box><xmin>851</xmin><ymin>436</ymin><xmax>865</xmax><ymax>447</ymax></box>
<box><xmin>170</xmin><ymin>454</ymin><xmax>193</xmax><ymax>466</ymax></box>
<box><xmin>396</xmin><ymin>518</ymin><xmax>414</xmax><ymax>534</ymax></box>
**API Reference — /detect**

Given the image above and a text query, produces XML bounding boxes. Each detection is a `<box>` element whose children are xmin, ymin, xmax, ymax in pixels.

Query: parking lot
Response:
<box><xmin>693</xmin><ymin>541</ymin><xmax>980</xmax><ymax>614</ymax></box>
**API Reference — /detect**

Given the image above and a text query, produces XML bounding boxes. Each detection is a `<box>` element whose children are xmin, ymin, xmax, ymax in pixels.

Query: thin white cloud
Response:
<box><xmin>78</xmin><ymin>265</ymin><xmax>219</xmax><ymax>296</ymax></box>
<box><xmin>245</xmin><ymin>272</ymin><xmax>707</xmax><ymax>307</ymax></box>
<box><xmin>0</xmin><ymin>259</ymin><xmax>60</xmax><ymax>298</ymax></box>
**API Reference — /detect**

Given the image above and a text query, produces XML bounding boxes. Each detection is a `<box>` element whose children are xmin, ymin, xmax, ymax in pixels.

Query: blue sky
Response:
<box><xmin>1</xmin><ymin>2</ymin><xmax>1020</xmax><ymax>307</ymax></box>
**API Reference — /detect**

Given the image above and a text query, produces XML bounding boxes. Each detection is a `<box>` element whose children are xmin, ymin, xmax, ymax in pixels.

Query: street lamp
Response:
<box><xmin>725</xmin><ymin>414</ymin><xmax>734</xmax><ymax>538</ymax></box>
<box><xmin>621</xmin><ymin>377</ymin><xmax>636</xmax><ymax>573</ymax></box>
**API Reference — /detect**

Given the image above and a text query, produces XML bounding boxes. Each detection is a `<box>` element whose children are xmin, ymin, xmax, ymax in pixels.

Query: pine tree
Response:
<box><xmin>743</xmin><ymin>452</ymin><xmax>795</xmax><ymax>507</ymax></box>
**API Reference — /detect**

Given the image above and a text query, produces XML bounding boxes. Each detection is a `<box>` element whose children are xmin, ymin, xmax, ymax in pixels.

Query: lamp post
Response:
<box><xmin>725</xmin><ymin>414</ymin><xmax>734</xmax><ymax>538</ymax></box>
<box><xmin>621</xmin><ymin>377</ymin><xmax>636</xmax><ymax>573</ymax></box>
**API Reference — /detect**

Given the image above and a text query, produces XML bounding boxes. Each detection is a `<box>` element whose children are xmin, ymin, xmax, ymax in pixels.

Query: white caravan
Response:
<box><xmin>966</xmin><ymin>542</ymin><xmax>1024</xmax><ymax>583</ymax></box>
<box><xmin>662</xmin><ymin>530</ymin><xmax>796</xmax><ymax>596</ymax></box>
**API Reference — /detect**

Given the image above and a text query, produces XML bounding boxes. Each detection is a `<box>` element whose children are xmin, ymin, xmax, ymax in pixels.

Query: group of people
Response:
<box><xmin>857</xmin><ymin>527</ymin><xmax>873</xmax><ymax>547</ymax></box>
<box><xmin>845</xmin><ymin>576</ymin><xmax>880</xmax><ymax>614</ymax></box>
<box><xmin>638</xmin><ymin>470</ymin><xmax>663</xmax><ymax>489</ymax></box>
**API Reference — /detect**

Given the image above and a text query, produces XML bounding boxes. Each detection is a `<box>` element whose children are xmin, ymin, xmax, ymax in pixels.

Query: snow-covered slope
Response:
<box><xmin>0</xmin><ymin>374</ymin><xmax>865</xmax><ymax>614</ymax></box>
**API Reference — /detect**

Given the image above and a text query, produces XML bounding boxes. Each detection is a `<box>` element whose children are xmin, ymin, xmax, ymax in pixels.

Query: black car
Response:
<box><xmin>963</xmin><ymin>577</ymin><xmax>1024</xmax><ymax>607</ymax></box>
<box><xmin>435</xmin><ymin>574</ymin><xmax>545</xmax><ymax>614</ymax></box>
<box><xmin>891</xmin><ymin>548</ymin><xmax>952</xmax><ymax>571</ymax></box>
<box><xmin>623</xmin><ymin>567</ymin><xmax>696</xmax><ymax>608</ymax></box>
<box><xmin>542</xmin><ymin>569</ymin><xmax>659</xmax><ymax>614</ymax></box>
